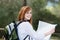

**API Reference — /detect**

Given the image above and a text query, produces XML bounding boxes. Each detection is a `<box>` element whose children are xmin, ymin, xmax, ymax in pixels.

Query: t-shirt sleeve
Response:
<box><xmin>24</xmin><ymin>22</ymin><xmax>45</xmax><ymax>40</ymax></box>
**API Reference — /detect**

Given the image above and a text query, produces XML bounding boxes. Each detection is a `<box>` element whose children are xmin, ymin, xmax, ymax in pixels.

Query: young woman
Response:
<box><xmin>17</xmin><ymin>6</ymin><xmax>55</xmax><ymax>40</ymax></box>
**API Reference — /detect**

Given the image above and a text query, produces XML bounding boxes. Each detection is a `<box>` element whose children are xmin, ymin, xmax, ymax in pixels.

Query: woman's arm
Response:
<box><xmin>24</xmin><ymin>22</ymin><xmax>45</xmax><ymax>40</ymax></box>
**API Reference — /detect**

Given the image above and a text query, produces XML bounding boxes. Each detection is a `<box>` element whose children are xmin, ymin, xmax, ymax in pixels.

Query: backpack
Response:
<box><xmin>4</xmin><ymin>21</ymin><xmax>31</xmax><ymax>40</ymax></box>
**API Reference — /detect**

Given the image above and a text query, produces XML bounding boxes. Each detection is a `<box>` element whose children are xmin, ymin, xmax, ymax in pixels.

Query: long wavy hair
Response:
<box><xmin>18</xmin><ymin>6</ymin><xmax>32</xmax><ymax>24</ymax></box>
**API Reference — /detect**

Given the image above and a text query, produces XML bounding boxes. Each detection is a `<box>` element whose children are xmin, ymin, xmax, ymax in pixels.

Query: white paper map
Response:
<box><xmin>37</xmin><ymin>20</ymin><xmax>57</xmax><ymax>40</ymax></box>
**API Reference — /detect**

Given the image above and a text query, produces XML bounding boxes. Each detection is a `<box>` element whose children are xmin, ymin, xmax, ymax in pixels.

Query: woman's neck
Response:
<box><xmin>19</xmin><ymin>19</ymin><xmax>30</xmax><ymax>22</ymax></box>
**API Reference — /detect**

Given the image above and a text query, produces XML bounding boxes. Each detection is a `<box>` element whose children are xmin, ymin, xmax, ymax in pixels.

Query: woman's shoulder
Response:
<box><xmin>17</xmin><ymin>21</ymin><xmax>32</xmax><ymax>29</ymax></box>
<box><xmin>18</xmin><ymin>21</ymin><xmax>30</xmax><ymax>26</ymax></box>
<box><xmin>21</xmin><ymin>21</ymin><xmax>30</xmax><ymax>25</ymax></box>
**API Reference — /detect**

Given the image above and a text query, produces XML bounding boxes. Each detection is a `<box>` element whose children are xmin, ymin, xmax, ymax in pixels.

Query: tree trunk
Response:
<box><xmin>23</xmin><ymin>0</ymin><xmax>27</xmax><ymax>6</ymax></box>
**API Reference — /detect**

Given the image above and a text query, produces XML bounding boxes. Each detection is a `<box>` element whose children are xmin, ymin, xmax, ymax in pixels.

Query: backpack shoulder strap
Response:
<box><xmin>13</xmin><ymin>21</ymin><xmax>23</xmax><ymax>40</ymax></box>
<box><xmin>8</xmin><ymin>22</ymin><xmax>14</xmax><ymax>35</ymax></box>
<box><xmin>13</xmin><ymin>20</ymin><xmax>30</xmax><ymax>40</ymax></box>
<box><xmin>9</xmin><ymin>25</ymin><xmax>11</xmax><ymax>32</ymax></box>
<box><xmin>6</xmin><ymin>25</ymin><xmax>12</xmax><ymax>35</ymax></box>
<box><xmin>23</xmin><ymin>35</ymin><xmax>30</xmax><ymax>40</ymax></box>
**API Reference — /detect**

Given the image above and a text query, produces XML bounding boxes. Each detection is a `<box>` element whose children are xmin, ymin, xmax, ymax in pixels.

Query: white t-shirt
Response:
<box><xmin>17</xmin><ymin>21</ymin><xmax>45</xmax><ymax>40</ymax></box>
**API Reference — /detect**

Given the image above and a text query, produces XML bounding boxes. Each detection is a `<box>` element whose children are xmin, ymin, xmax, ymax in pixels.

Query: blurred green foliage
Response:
<box><xmin>0</xmin><ymin>0</ymin><xmax>60</xmax><ymax>32</ymax></box>
<box><xmin>0</xmin><ymin>0</ymin><xmax>60</xmax><ymax>38</ymax></box>
<box><xmin>27</xmin><ymin>0</ymin><xmax>60</xmax><ymax>31</ymax></box>
<box><xmin>0</xmin><ymin>0</ymin><xmax>23</xmax><ymax>27</ymax></box>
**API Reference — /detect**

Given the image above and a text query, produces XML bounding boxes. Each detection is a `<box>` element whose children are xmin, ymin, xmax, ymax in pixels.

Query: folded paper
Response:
<box><xmin>37</xmin><ymin>20</ymin><xmax>57</xmax><ymax>40</ymax></box>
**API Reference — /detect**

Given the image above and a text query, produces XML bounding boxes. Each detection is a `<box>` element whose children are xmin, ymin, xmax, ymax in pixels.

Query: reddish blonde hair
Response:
<box><xmin>18</xmin><ymin>6</ymin><xmax>32</xmax><ymax>24</ymax></box>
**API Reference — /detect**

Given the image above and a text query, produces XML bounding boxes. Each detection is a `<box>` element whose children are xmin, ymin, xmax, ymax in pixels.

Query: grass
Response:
<box><xmin>0</xmin><ymin>39</ymin><xmax>3</xmax><ymax>40</ymax></box>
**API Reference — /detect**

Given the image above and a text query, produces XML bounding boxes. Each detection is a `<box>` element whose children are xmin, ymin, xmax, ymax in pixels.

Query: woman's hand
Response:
<box><xmin>45</xmin><ymin>28</ymin><xmax>55</xmax><ymax>36</ymax></box>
